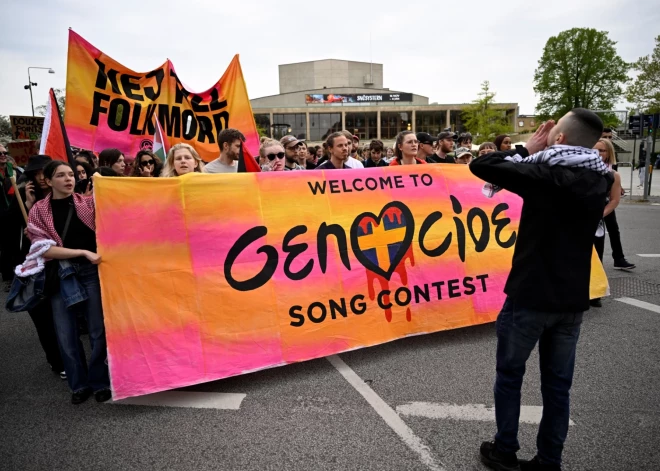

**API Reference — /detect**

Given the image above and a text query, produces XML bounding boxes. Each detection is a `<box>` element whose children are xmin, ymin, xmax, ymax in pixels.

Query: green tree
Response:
<box><xmin>626</xmin><ymin>35</ymin><xmax>660</xmax><ymax>114</ymax></box>
<box><xmin>0</xmin><ymin>115</ymin><xmax>12</xmax><ymax>145</ymax></box>
<box><xmin>533</xmin><ymin>28</ymin><xmax>629</xmax><ymax>120</ymax></box>
<box><xmin>35</xmin><ymin>88</ymin><xmax>66</xmax><ymax>118</ymax></box>
<box><xmin>461</xmin><ymin>81</ymin><xmax>513</xmax><ymax>143</ymax></box>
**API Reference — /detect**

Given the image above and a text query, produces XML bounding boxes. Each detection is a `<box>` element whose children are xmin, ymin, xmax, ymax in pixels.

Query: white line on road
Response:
<box><xmin>396</xmin><ymin>402</ymin><xmax>575</xmax><ymax>426</ymax></box>
<box><xmin>326</xmin><ymin>355</ymin><xmax>445</xmax><ymax>471</ymax></box>
<box><xmin>636</xmin><ymin>254</ymin><xmax>660</xmax><ymax>257</ymax></box>
<box><xmin>109</xmin><ymin>391</ymin><xmax>246</xmax><ymax>410</ymax></box>
<box><xmin>615</xmin><ymin>297</ymin><xmax>660</xmax><ymax>314</ymax></box>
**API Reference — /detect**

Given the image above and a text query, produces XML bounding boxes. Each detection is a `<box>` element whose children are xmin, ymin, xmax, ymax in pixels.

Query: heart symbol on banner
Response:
<box><xmin>350</xmin><ymin>201</ymin><xmax>415</xmax><ymax>280</ymax></box>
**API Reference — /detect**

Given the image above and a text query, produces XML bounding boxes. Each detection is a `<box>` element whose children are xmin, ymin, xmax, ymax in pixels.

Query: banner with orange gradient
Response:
<box><xmin>94</xmin><ymin>165</ymin><xmax>608</xmax><ymax>400</ymax></box>
<box><xmin>64</xmin><ymin>30</ymin><xmax>259</xmax><ymax>160</ymax></box>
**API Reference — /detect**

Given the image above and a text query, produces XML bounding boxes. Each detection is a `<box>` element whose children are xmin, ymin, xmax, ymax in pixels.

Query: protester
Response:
<box><xmin>428</xmin><ymin>131</ymin><xmax>456</xmax><ymax>163</ymax></box>
<box><xmin>416</xmin><ymin>132</ymin><xmax>437</xmax><ymax>162</ymax></box>
<box><xmin>98</xmin><ymin>148</ymin><xmax>126</xmax><ymax>175</ymax></box>
<box><xmin>364</xmin><ymin>140</ymin><xmax>388</xmax><ymax>168</ymax></box>
<box><xmin>296</xmin><ymin>141</ymin><xmax>309</xmax><ymax>168</ymax></box>
<box><xmin>162</xmin><ymin>143</ymin><xmax>205</xmax><ymax>177</ymax></box>
<box><xmin>25</xmin><ymin>160</ymin><xmax>111</xmax><ymax>404</ymax></box>
<box><xmin>315</xmin><ymin>132</ymin><xmax>351</xmax><ymax>170</ymax></box>
<box><xmin>494</xmin><ymin>135</ymin><xmax>512</xmax><ymax>151</ymax></box>
<box><xmin>455</xmin><ymin>147</ymin><xmax>473</xmax><ymax>165</ymax></box>
<box><xmin>132</xmin><ymin>150</ymin><xmax>162</xmax><ymax>177</ymax></box>
<box><xmin>362</xmin><ymin>145</ymin><xmax>371</xmax><ymax>162</ymax></box>
<box><xmin>259</xmin><ymin>139</ymin><xmax>286</xmax><ymax>172</ymax></box>
<box><xmin>390</xmin><ymin>131</ymin><xmax>427</xmax><ymax>166</ymax></box>
<box><xmin>75</xmin><ymin>161</ymin><xmax>94</xmax><ymax>181</ymax></box>
<box><xmin>315</xmin><ymin>146</ymin><xmax>324</xmax><ymax>160</ymax></box>
<box><xmin>601</xmin><ymin>127</ymin><xmax>613</xmax><ymax>141</ymax></box>
<box><xmin>75</xmin><ymin>150</ymin><xmax>97</xmax><ymax>168</ymax></box>
<box><xmin>471</xmin><ymin>109</ymin><xmax>612</xmax><ymax>471</ymax></box>
<box><xmin>593</xmin><ymin>137</ymin><xmax>635</xmax><ymax>269</ymax></box>
<box><xmin>204</xmin><ymin>128</ymin><xmax>245</xmax><ymax>174</ymax></box>
<box><xmin>305</xmin><ymin>145</ymin><xmax>319</xmax><ymax>170</ymax></box>
<box><xmin>341</xmin><ymin>131</ymin><xmax>365</xmax><ymax>168</ymax></box>
<box><xmin>280</xmin><ymin>136</ymin><xmax>306</xmax><ymax>171</ymax></box>
<box><xmin>478</xmin><ymin>142</ymin><xmax>497</xmax><ymax>156</ymax></box>
<box><xmin>0</xmin><ymin>144</ymin><xmax>18</xmax><ymax>290</ymax></box>
<box><xmin>457</xmin><ymin>132</ymin><xmax>473</xmax><ymax>149</ymax></box>
<box><xmin>351</xmin><ymin>135</ymin><xmax>361</xmax><ymax>161</ymax></box>
<box><xmin>9</xmin><ymin>155</ymin><xmax>65</xmax><ymax>379</ymax></box>
<box><xmin>385</xmin><ymin>147</ymin><xmax>394</xmax><ymax>162</ymax></box>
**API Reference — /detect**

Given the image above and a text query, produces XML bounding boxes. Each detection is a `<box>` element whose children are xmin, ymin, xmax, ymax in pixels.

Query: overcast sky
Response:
<box><xmin>1</xmin><ymin>0</ymin><xmax>657</xmax><ymax>118</ymax></box>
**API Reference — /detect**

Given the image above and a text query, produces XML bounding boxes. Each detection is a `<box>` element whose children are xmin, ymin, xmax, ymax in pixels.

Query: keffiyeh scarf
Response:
<box><xmin>482</xmin><ymin>145</ymin><xmax>611</xmax><ymax>198</ymax></box>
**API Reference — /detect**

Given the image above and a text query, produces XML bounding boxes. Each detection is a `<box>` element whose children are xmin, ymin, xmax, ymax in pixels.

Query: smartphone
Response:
<box><xmin>75</xmin><ymin>178</ymin><xmax>93</xmax><ymax>194</ymax></box>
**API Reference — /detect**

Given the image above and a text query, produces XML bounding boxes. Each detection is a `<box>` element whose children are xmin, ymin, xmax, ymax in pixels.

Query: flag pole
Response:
<box><xmin>8</xmin><ymin>163</ymin><xmax>29</xmax><ymax>224</ymax></box>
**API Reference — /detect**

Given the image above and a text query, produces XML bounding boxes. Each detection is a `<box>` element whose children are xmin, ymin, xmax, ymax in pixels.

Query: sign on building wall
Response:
<box><xmin>305</xmin><ymin>93</ymin><xmax>413</xmax><ymax>104</ymax></box>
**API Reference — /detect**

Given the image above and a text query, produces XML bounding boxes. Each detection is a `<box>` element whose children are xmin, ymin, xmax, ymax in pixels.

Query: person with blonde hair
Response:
<box><xmin>259</xmin><ymin>139</ymin><xmax>286</xmax><ymax>172</ymax></box>
<box><xmin>592</xmin><ymin>137</ymin><xmax>635</xmax><ymax>276</ymax></box>
<box><xmin>161</xmin><ymin>143</ymin><xmax>205</xmax><ymax>177</ymax></box>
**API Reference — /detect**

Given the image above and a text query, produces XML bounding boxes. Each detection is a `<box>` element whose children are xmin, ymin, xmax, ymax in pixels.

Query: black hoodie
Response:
<box><xmin>470</xmin><ymin>148</ymin><xmax>613</xmax><ymax>313</ymax></box>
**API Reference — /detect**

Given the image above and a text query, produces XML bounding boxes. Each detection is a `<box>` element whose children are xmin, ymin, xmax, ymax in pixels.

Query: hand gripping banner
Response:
<box><xmin>94</xmin><ymin>166</ymin><xmax>608</xmax><ymax>399</ymax></box>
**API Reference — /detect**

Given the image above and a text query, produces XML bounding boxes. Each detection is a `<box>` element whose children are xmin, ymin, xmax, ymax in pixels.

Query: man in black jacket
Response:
<box><xmin>471</xmin><ymin>109</ymin><xmax>612</xmax><ymax>471</ymax></box>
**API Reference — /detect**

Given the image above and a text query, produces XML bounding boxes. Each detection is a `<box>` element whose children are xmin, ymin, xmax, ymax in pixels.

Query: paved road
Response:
<box><xmin>1</xmin><ymin>203</ymin><xmax>659</xmax><ymax>471</ymax></box>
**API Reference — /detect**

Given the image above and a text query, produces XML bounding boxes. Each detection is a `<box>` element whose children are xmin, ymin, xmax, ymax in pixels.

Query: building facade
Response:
<box><xmin>251</xmin><ymin>59</ymin><xmax>519</xmax><ymax>143</ymax></box>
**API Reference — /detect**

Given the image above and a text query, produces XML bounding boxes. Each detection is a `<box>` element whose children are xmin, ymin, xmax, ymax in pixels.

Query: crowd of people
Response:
<box><xmin>0</xmin><ymin>119</ymin><xmax>636</xmax><ymax>424</ymax></box>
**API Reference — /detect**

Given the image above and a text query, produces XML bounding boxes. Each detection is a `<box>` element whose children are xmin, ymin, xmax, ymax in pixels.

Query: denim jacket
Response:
<box><xmin>5</xmin><ymin>260</ymin><xmax>88</xmax><ymax>313</ymax></box>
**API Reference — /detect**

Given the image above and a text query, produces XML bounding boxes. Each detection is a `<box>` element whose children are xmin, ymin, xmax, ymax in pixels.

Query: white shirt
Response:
<box><xmin>345</xmin><ymin>156</ymin><xmax>364</xmax><ymax>169</ymax></box>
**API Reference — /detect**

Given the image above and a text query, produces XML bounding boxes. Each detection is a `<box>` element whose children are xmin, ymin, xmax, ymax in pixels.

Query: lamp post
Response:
<box><xmin>24</xmin><ymin>67</ymin><xmax>55</xmax><ymax>116</ymax></box>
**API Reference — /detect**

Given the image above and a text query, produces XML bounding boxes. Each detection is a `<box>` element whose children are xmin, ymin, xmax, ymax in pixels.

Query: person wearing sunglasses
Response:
<box><xmin>280</xmin><ymin>136</ymin><xmax>305</xmax><ymax>171</ymax></box>
<box><xmin>132</xmin><ymin>150</ymin><xmax>162</xmax><ymax>177</ymax></box>
<box><xmin>259</xmin><ymin>139</ymin><xmax>286</xmax><ymax>172</ymax></box>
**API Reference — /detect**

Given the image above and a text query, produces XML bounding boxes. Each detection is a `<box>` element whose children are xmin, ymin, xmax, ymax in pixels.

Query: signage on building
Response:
<box><xmin>305</xmin><ymin>93</ymin><xmax>413</xmax><ymax>104</ymax></box>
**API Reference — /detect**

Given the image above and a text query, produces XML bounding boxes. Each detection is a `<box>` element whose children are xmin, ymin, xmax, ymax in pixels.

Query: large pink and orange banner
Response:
<box><xmin>94</xmin><ymin>166</ymin><xmax>608</xmax><ymax>400</ymax></box>
<box><xmin>64</xmin><ymin>30</ymin><xmax>259</xmax><ymax>160</ymax></box>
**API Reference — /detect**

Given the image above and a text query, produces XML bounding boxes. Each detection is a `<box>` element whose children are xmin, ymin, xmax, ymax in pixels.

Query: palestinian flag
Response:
<box><xmin>39</xmin><ymin>88</ymin><xmax>76</xmax><ymax>169</ymax></box>
<box><xmin>153</xmin><ymin>115</ymin><xmax>169</xmax><ymax>162</ymax></box>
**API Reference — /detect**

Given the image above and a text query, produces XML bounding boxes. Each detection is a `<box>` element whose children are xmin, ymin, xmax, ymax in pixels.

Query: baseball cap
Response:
<box><xmin>352</xmin><ymin>135</ymin><xmax>360</xmax><ymax>142</ymax></box>
<box><xmin>280</xmin><ymin>135</ymin><xmax>300</xmax><ymax>148</ymax></box>
<box><xmin>455</xmin><ymin>147</ymin><xmax>473</xmax><ymax>158</ymax></box>
<box><xmin>416</xmin><ymin>132</ymin><xmax>437</xmax><ymax>145</ymax></box>
<box><xmin>437</xmin><ymin>131</ymin><xmax>458</xmax><ymax>141</ymax></box>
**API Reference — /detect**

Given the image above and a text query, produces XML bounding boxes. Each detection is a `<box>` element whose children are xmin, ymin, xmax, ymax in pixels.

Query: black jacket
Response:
<box><xmin>470</xmin><ymin>149</ymin><xmax>612</xmax><ymax>313</ymax></box>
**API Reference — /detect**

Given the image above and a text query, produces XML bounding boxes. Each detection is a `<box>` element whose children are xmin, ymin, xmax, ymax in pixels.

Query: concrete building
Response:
<box><xmin>251</xmin><ymin>59</ymin><xmax>519</xmax><ymax>143</ymax></box>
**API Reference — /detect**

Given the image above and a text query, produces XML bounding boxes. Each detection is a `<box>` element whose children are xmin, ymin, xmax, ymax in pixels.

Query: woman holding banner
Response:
<box><xmin>390</xmin><ymin>131</ymin><xmax>427</xmax><ymax>166</ymax></box>
<box><xmin>25</xmin><ymin>160</ymin><xmax>110</xmax><ymax>404</ymax></box>
<box><xmin>259</xmin><ymin>139</ymin><xmax>286</xmax><ymax>172</ymax></box>
<box><xmin>161</xmin><ymin>144</ymin><xmax>205</xmax><ymax>177</ymax></box>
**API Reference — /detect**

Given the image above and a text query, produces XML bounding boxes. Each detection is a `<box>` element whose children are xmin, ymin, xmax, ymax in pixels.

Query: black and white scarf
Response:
<box><xmin>482</xmin><ymin>145</ymin><xmax>611</xmax><ymax>198</ymax></box>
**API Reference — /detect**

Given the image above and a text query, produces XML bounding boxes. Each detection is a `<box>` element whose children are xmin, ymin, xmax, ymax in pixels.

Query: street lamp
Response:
<box><xmin>24</xmin><ymin>67</ymin><xmax>55</xmax><ymax>116</ymax></box>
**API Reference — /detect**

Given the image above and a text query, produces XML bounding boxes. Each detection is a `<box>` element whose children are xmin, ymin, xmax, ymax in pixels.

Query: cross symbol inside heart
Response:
<box><xmin>350</xmin><ymin>201</ymin><xmax>415</xmax><ymax>280</ymax></box>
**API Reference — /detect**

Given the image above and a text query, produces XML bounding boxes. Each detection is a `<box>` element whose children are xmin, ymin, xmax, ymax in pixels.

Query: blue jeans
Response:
<box><xmin>494</xmin><ymin>298</ymin><xmax>583</xmax><ymax>466</ymax></box>
<box><xmin>51</xmin><ymin>262</ymin><xmax>109</xmax><ymax>393</ymax></box>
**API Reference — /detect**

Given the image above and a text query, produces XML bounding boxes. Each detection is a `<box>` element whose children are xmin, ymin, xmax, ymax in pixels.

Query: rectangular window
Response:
<box><xmin>309</xmin><ymin>113</ymin><xmax>342</xmax><ymax>141</ymax></box>
<box><xmin>345</xmin><ymin>112</ymin><xmax>377</xmax><ymax>140</ymax></box>
<box><xmin>380</xmin><ymin>112</ymin><xmax>412</xmax><ymax>140</ymax></box>
<box><xmin>272</xmin><ymin>113</ymin><xmax>306</xmax><ymax>140</ymax></box>
<box><xmin>415</xmin><ymin>111</ymin><xmax>446</xmax><ymax>135</ymax></box>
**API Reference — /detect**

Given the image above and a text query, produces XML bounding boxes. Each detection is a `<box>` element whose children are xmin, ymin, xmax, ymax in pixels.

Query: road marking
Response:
<box><xmin>396</xmin><ymin>402</ymin><xmax>575</xmax><ymax>426</ymax></box>
<box><xmin>109</xmin><ymin>391</ymin><xmax>246</xmax><ymax>410</ymax></box>
<box><xmin>327</xmin><ymin>355</ymin><xmax>445</xmax><ymax>471</ymax></box>
<box><xmin>615</xmin><ymin>297</ymin><xmax>660</xmax><ymax>314</ymax></box>
<box><xmin>636</xmin><ymin>254</ymin><xmax>660</xmax><ymax>257</ymax></box>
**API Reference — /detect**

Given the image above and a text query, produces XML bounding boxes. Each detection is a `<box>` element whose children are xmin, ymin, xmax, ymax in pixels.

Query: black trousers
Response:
<box><xmin>595</xmin><ymin>235</ymin><xmax>605</xmax><ymax>262</ymax></box>
<box><xmin>27</xmin><ymin>300</ymin><xmax>64</xmax><ymax>372</ymax></box>
<box><xmin>603</xmin><ymin>211</ymin><xmax>625</xmax><ymax>261</ymax></box>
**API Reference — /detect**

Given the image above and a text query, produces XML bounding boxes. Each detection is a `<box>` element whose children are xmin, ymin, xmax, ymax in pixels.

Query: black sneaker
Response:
<box><xmin>590</xmin><ymin>298</ymin><xmax>602</xmax><ymax>308</ymax></box>
<box><xmin>613</xmin><ymin>258</ymin><xmax>636</xmax><ymax>270</ymax></box>
<box><xmin>95</xmin><ymin>389</ymin><xmax>112</xmax><ymax>403</ymax></box>
<box><xmin>480</xmin><ymin>441</ymin><xmax>520</xmax><ymax>471</ymax></box>
<box><xmin>71</xmin><ymin>388</ymin><xmax>92</xmax><ymax>405</ymax></box>
<box><xmin>519</xmin><ymin>456</ymin><xmax>561</xmax><ymax>471</ymax></box>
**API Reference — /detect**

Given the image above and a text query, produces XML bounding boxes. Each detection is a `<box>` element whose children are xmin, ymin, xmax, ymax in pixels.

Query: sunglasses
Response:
<box><xmin>267</xmin><ymin>152</ymin><xmax>285</xmax><ymax>161</ymax></box>
<box><xmin>0</xmin><ymin>151</ymin><xmax>9</xmax><ymax>156</ymax></box>
<box><xmin>140</xmin><ymin>159</ymin><xmax>155</xmax><ymax>166</ymax></box>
